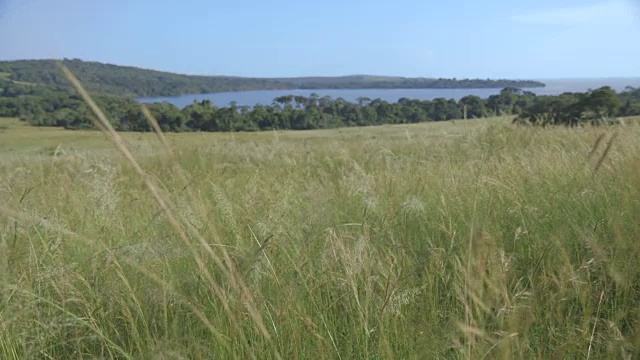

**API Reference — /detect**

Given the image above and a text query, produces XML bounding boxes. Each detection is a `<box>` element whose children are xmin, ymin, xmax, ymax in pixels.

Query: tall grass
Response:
<box><xmin>0</xmin><ymin>78</ymin><xmax>639</xmax><ymax>357</ymax></box>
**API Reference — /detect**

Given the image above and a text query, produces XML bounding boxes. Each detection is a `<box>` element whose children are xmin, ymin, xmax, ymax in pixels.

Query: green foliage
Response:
<box><xmin>460</xmin><ymin>95</ymin><xmax>488</xmax><ymax>118</ymax></box>
<box><xmin>516</xmin><ymin>86</ymin><xmax>640</xmax><ymax>126</ymax></box>
<box><xmin>0</xmin><ymin>59</ymin><xmax>293</xmax><ymax>97</ymax></box>
<box><xmin>0</xmin><ymin>78</ymin><xmax>141</xmax><ymax>128</ymax></box>
<box><xmin>585</xmin><ymin>86</ymin><xmax>622</xmax><ymax>119</ymax></box>
<box><xmin>278</xmin><ymin>75</ymin><xmax>546</xmax><ymax>90</ymax></box>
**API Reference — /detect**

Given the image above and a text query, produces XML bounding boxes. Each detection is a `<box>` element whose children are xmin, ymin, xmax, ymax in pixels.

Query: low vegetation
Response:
<box><xmin>1</xmin><ymin>109</ymin><xmax>639</xmax><ymax>358</ymax></box>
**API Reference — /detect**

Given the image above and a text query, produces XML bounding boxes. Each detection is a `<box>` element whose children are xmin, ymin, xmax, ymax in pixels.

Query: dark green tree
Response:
<box><xmin>585</xmin><ymin>86</ymin><xmax>621</xmax><ymax>120</ymax></box>
<box><xmin>459</xmin><ymin>95</ymin><xmax>486</xmax><ymax>119</ymax></box>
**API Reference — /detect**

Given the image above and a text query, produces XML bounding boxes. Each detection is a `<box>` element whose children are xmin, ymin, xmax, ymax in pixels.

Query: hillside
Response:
<box><xmin>0</xmin><ymin>59</ymin><xmax>545</xmax><ymax>98</ymax></box>
<box><xmin>273</xmin><ymin>75</ymin><xmax>546</xmax><ymax>90</ymax></box>
<box><xmin>0</xmin><ymin>59</ymin><xmax>293</xmax><ymax>97</ymax></box>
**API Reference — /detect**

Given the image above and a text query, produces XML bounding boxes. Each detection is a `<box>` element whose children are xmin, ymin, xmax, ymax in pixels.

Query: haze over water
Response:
<box><xmin>138</xmin><ymin>78</ymin><xmax>640</xmax><ymax>108</ymax></box>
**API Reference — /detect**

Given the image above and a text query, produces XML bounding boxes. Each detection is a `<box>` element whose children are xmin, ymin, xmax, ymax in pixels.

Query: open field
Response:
<box><xmin>1</xmin><ymin>116</ymin><xmax>640</xmax><ymax>358</ymax></box>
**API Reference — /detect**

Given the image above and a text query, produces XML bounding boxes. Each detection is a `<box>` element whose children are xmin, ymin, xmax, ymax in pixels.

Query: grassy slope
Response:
<box><xmin>1</xmin><ymin>117</ymin><xmax>639</xmax><ymax>358</ymax></box>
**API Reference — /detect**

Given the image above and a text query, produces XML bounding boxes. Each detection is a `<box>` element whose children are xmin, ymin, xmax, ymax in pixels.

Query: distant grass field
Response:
<box><xmin>1</xmin><ymin>116</ymin><xmax>639</xmax><ymax>359</ymax></box>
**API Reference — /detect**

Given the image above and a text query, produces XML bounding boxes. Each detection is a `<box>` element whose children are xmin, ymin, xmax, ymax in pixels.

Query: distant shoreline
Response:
<box><xmin>0</xmin><ymin>58</ymin><xmax>545</xmax><ymax>98</ymax></box>
<box><xmin>136</xmin><ymin>77</ymin><xmax>640</xmax><ymax>108</ymax></box>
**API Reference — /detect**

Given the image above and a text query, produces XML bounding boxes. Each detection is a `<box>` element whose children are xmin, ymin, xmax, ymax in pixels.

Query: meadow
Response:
<box><xmin>1</xmin><ymin>114</ymin><xmax>639</xmax><ymax>359</ymax></box>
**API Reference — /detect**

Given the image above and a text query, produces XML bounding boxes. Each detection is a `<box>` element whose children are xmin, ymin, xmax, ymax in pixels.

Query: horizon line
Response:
<box><xmin>1</xmin><ymin>57</ymin><xmax>639</xmax><ymax>81</ymax></box>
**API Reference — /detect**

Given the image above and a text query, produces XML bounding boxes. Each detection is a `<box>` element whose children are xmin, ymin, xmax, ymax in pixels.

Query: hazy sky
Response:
<box><xmin>1</xmin><ymin>0</ymin><xmax>639</xmax><ymax>78</ymax></box>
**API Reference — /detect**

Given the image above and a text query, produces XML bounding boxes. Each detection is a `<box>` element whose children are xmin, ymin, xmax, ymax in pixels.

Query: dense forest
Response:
<box><xmin>1</xmin><ymin>73</ymin><xmax>638</xmax><ymax>131</ymax></box>
<box><xmin>0</xmin><ymin>59</ymin><xmax>545</xmax><ymax>98</ymax></box>
<box><xmin>272</xmin><ymin>75</ymin><xmax>546</xmax><ymax>90</ymax></box>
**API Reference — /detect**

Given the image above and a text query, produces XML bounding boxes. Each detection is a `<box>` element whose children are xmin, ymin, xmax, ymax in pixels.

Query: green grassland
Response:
<box><xmin>1</xmin><ymin>116</ymin><xmax>639</xmax><ymax>358</ymax></box>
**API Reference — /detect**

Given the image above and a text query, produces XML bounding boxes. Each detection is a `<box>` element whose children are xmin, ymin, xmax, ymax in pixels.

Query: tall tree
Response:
<box><xmin>585</xmin><ymin>86</ymin><xmax>621</xmax><ymax>119</ymax></box>
<box><xmin>459</xmin><ymin>95</ymin><xmax>487</xmax><ymax>119</ymax></box>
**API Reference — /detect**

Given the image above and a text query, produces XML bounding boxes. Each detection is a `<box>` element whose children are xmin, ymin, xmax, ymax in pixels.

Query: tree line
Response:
<box><xmin>514</xmin><ymin>86</ymin><xmax>639</xmax><ymax>126</ymax></box>
<box><xmin>2</xmin><ymin>76</ymin><xmax>639</xmax><ymax>132</ymax></box>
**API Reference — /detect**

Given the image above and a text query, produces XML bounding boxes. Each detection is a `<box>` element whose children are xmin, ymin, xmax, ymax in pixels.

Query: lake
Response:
<box><xmin>138</xmin><ymin>78</ymin><xmax>640</xmax><ymax>108</ymax></box>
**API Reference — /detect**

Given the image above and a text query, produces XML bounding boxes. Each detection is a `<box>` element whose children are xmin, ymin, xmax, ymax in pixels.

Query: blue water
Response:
<box><xmin>138</xmin><ymin>78</ymin><xmax>640</xmax><ymax>108</ymax></box>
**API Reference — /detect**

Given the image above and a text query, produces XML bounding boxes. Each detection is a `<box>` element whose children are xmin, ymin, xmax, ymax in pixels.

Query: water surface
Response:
<box><xmin>138</xmin><ymin>78</ymin><xmax>640</xmax><ymax>108</ymax></box>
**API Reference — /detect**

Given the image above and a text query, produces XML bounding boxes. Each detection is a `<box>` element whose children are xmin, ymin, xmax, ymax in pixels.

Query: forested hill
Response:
<box><xmin>0</xmin><ymin>59</ymin><xmax>546</xmax><ymax>98</ymax></box>
<box><xmin>0</xmin><ymin>59</ymin><xmax>293</xmax><ymax>97</ymax></box>
<box><xmin>273</xmin><ymin>75</ymin><xmax>546</xmax><ymax>90</ymax></box>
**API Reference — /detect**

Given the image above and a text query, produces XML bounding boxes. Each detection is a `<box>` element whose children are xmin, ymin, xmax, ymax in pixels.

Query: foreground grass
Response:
<box><xmin>1</xmin><ymin>116</ymin><xmax>639</xmax><ymax>358</ymax></box>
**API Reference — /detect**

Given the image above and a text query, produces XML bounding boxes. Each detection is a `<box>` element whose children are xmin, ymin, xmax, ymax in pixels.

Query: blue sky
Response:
<box><xmin>0</xmin><ymin>0</ymin><xmax>639</xmax><ymax>78</ymax></box>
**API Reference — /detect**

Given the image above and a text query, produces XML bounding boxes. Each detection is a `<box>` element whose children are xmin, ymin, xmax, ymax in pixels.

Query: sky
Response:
<box><xmin>0</xmin><ymin>0</ymin><xmax>639</xmax><ymax>79</ymax></box>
